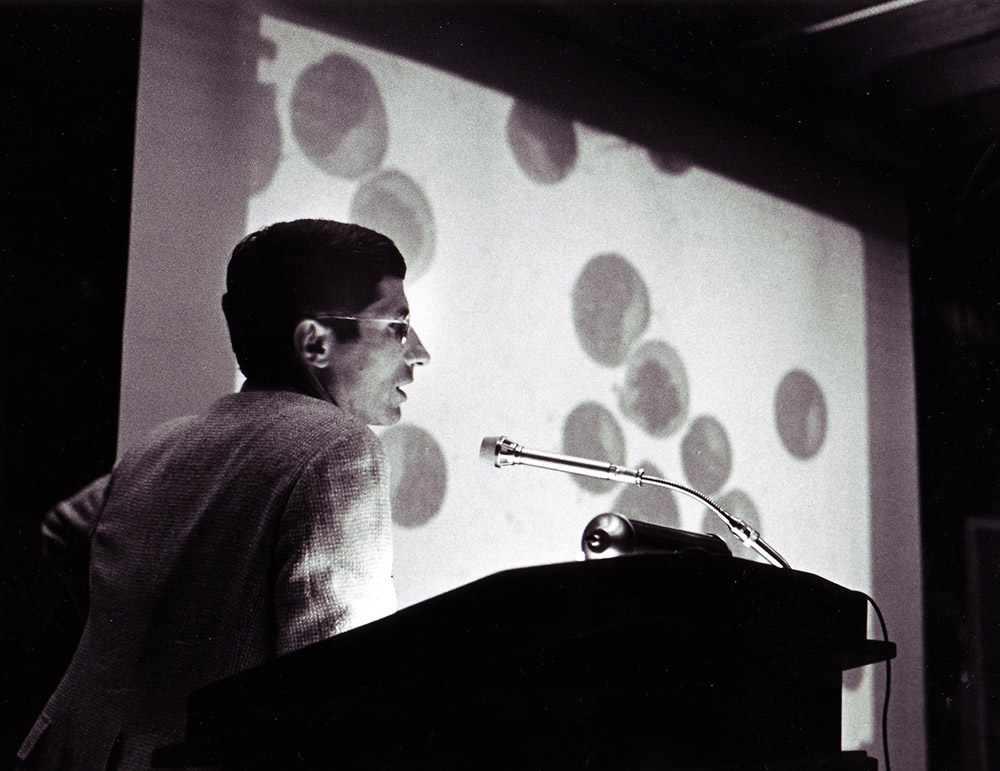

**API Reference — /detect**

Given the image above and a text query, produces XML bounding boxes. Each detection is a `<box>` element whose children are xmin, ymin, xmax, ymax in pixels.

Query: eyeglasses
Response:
<box><xmin>312</xmin><ymin>314</ymin><xmax>410</xmax><ymax>345</ymax></box>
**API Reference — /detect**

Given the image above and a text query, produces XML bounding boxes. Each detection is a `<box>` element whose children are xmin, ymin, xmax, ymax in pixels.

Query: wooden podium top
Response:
<box><xmin>156</xmin><ymin>554</ymin><xmax>894</xmax><ymax>769</ymax></box>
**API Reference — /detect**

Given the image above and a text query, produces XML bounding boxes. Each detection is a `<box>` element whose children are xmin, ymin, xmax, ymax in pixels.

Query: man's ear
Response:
<box><xmin>293</xmin><ymin>319</ymin><xmax>335</xmax><ymax>369</ymax></box>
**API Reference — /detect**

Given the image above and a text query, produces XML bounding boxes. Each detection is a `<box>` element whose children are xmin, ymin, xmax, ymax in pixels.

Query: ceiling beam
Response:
<box><xmin>798</xmin><ymin>0</ymin><xmax>1000</xmax><ymax>86</ymax></box>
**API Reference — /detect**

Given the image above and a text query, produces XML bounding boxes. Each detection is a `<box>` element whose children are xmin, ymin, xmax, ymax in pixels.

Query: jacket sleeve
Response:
<box><xmin>41</xmin><ymin>473</ymin><xmax>112</xmax><ymax>616</ymax></box>
<box><xmin>273</xmin><ymin>429</ymin><xmax>396</xmax><ymax>655</ymax></box>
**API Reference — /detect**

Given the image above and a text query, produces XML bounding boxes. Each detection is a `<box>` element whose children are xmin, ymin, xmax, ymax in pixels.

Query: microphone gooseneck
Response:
<box><xmin>480</xmin><ymin>435</ymin><xmax>791</xmax><ymax>569</ymax></box>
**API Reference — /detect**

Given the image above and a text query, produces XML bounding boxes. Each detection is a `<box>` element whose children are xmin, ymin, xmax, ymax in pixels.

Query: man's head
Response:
<box><xmin>222</xmin><ymin>219</ymin><xmax>429</xmax><ymax>425</ymax></box>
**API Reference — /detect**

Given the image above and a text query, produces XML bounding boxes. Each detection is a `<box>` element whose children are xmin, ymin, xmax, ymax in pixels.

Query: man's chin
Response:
<box><xmin>369</xmin><ymin>407</ymin><xmax>402</xmax><ymax>427</ymax></box>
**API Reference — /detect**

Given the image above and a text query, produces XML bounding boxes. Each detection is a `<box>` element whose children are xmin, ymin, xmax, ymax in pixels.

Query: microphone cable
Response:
<box><xmin>863</xmin><ymin>591</ymin><xmax>892</xmax><ymax>771</ymax></box>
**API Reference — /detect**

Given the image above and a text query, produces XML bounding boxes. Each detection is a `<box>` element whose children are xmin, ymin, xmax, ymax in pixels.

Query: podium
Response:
<box><xmin>154</xmin><ymin>554</ymin><xmax>894</xmax><ymax>769</ymax></box>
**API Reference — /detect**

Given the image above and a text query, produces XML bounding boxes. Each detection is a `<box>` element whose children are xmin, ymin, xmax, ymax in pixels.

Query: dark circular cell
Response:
<box><xmin>290</xmin><ymin>53</ymin><xmax>388</xmax><ymax>179</ymax></box>
<box><xmin>572</xmin><ymin>253</ymin><xmax>651</xmax><ymax>367</ymax></box>
<box><xmin>380</xmin><ymin>423</ymin><xmax>447</xmax><ymax>528</ymax></box>
<box><xmin>562</xmin><ymin>401</ymin><xmax>627</xmax><ymax>495</ymax></box>
<box><xmin>618</xmin><ymin>340</ymin><xmax>689</xmax><ymax>438</ymax></box>
<box><xmin>680</xmin><ymin>415</ymin><xmax>732</xmax><ymax>495</ymax></box>
<box><xmin>506</xmin><ymin>100</ymin><xmax>578</xmax><ymax>184</ymax></box>
<box><xmin>774</xmin><ymin>369</ymin><xmax>828</xmax><ymax>460</ymax></box>
<box><xmin>648</xmin><ymin>149</ymin><xmax>693</xmax><ymax>175</ymax></box>
<box><xmin>612</xmin><ymin>461</ymin><xmax>680</xmax><ymax>528</ymax></box>
<box><xmin>349</xmin><ymin>169</ymin><xmax>436</xmax><ymax>281</ymax></box>
<box><xmin>699</xmin><ymin>488</ymin><xmax>762</xmax><ymax>545</ymax></box>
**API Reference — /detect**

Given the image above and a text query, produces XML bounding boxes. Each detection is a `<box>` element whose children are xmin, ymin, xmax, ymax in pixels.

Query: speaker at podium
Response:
<box><xmin>153</xmin><ymin>517</ymin><xmax>894</xmax><ymax>770</ymax></box>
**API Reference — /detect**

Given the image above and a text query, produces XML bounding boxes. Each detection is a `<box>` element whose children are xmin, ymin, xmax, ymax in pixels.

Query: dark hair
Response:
<box><xmin>221</xmin><ymin>219</ymin><xmax>406</xmax><ymax>381</ymax></box>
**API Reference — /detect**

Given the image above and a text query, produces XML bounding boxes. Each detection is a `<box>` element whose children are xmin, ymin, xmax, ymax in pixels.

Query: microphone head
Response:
<box><xmin>480</xmin><ymin>436</ymin><xmax>501</xmax><ymax>465</ymax></box>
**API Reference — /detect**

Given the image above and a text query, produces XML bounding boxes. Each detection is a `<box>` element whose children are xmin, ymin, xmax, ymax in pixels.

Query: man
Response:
<box><xmin>17</xmin><ymin>220</ymin><xmax>430</xmax><ymax>769</ymax></box>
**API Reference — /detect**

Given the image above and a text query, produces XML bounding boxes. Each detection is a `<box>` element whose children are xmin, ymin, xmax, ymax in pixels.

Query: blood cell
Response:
<box><xmin>506</xmin><ymin>99</ymin><xmax>578</xmax><ymax>184</ymax></box>
<box><xmin>572</xmin><ymin>253</ymin><xmax>650</xmax><ymax>367</ymax></box>
<box><xmin>648</xmin><ymin>149</ymin><xmax>693</xmax><ymax>175</ymax></box>
<box><xmin>562</xmin><ymin>401</ymin><xmax>627</xmax><ymax>494</ymax></box>
<box><xmin>291</xmin><ymin>53</ymin><xmax>388</xmax><ymax>179</ymax></box>
<box><xmin>681</xmin><ymin>415</ymin><xmax>732</xmax><ymax>495</ymax></box>
<box><xmin>618</xmin><ymin>340</ymin><xmax>689</xmax><ymax>438</ymax></box>
<box><xmin>612</xmin><ymin>461</ymin><xmax>680</xmax><ymax>528</ymax></box>
<box><xmin>699</xmin><ymin>488</ymin><xmax>762</xmax><ymax>553</ymax></box>
<box><xmin>349</xmin><ymin>169</ymin><xmax>436</xmax><ymax>281</ymax></box>
<box><xmin>380</xmin><ymin>423</ymin><xmax>447</xmax><ymax>528</ymax></box>
<box><xmin>775</xmin><ymin>369</ymin><xmax>827</xmax><ymax>460</ymax></box>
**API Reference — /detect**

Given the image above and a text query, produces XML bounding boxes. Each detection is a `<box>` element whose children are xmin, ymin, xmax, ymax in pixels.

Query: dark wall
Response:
<box><xmin>911</xmin><ymin>175</ymin><xmax>1000</xmax><ymax>771</ymax></box>
<box><xmin>0</xmin><ymin>2</ymin><xmax>141</xmax><ymax>763</ymax></box>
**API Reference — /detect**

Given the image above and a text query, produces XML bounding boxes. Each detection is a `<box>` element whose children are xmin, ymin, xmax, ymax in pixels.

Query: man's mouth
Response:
<box><xmin>396</xmin><ymin>372</ymin><xmax>413</xmax><ymax>396</ymax></box>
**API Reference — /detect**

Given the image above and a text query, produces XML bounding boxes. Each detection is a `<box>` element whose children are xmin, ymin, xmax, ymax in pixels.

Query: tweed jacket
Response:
<box><xmin>18</xmin><ymin>389</ymin><xmax>396</xmax><ymax>770</ymax></box>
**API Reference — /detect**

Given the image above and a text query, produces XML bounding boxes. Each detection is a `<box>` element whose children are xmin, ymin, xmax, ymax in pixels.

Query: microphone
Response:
<box><xmin>582</xmin><ymin>513</ymin><xmax>732</xmax><ymax>560</ymax></box>
<box><xmin>480</xmin><ymin>434</ymin><xmax>791</xmax><ymax>569</ymax></box>
<box><xmin>479</xmin><ymin>436</ymin><xmax>644</xmax><ymax>485</ymax></box>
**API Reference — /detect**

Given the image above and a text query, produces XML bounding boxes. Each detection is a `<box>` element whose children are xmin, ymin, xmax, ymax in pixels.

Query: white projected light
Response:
<box><xmin>243</xmin><ymin>14</ymin><xmax>877</xmax><ymax>746</ymax></box>
<box><xmin>249</xmin><ymin>12</ymin><xmax>867</xmax><ymax>587</ymax></box>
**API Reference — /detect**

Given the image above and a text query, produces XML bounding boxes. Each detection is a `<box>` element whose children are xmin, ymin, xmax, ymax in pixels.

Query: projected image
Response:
<box><xmin>613</xmin><ymin>461</ymin><xmax>680</xmax><ymax>528</ymax></box>
<box><xmin>350</xmin><ymin>169</ymin><xmax>436</xmax><ymax>281</ymax></box>
<box><xmin>776</xmin><ymin>367</ymin><xmax>829</xmax><ymax>460</ymax></box>
<box><xmin>381</xmin><ymin>423</ymin><xmax>447</xmax><ymax>529</ymax></box>
<box><xmin>572</xmin><ymin>252</ymin><xmax>651</xmax><ymax>368</ymax></box>
<box><xmin>290</xmin><ymin>52</ymin><xmax>388</xmax><ymax>178</ymax></box>
<box><xmin>616</xmin><ymin>340</ymin><xmax>689</xmax><ymax>438</ymax></box>
<box><xmin>506</xmin><ymin>99</ymin><xmax>579</xmax><ymax>184</ymax></box>
<box><xmin>247</xmin><ymin>13</ymin><xmax>867</xmax><ymax>588</ymax></box>
<box><xmin>239</xmin><ymin>17</ymin><xmax>875</xmax><ymax>735</ymax></box>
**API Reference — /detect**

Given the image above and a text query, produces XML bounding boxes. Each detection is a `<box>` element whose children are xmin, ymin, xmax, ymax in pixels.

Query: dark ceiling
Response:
<box><xmin>277</xmin><ymin>0</ymin><xmax>1000</xmax><ymax>228</ymax></box>
<box><xmin>542</xmin><ymin>1</ymin><xmax>999</xmax><ymax>191</ymax></box>
<box><xmin>553</xmin><ymin>0</ymin><xmax>1000</xmax><ymax>219</ymax></box>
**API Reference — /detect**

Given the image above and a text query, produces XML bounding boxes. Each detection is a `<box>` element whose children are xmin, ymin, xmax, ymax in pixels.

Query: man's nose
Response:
<box><xmin>404</xmin><ymin>328</ymin><xmax>430</xmax><ymax>366</ymax></box>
